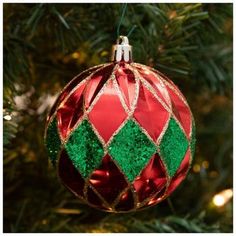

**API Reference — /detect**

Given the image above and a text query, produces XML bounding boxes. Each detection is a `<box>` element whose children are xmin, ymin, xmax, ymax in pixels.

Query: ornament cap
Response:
<box><xmin>112</xmin><ymin>35</ymin><xmax>132</xmax><ymax>62</ymax></box>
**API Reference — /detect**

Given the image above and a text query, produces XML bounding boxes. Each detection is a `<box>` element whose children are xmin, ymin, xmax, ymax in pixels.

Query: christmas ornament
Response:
<box><xmin>45</xmin><ymin>36</ymin><xmax>196</xmax><ymax>212</ymax></box>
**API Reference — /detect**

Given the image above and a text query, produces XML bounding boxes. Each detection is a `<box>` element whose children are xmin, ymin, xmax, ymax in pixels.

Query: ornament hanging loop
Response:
<box><xmin>112</xmin><ymin>35</ymin><xmax>132</xmax><ymax>62</ymax></box>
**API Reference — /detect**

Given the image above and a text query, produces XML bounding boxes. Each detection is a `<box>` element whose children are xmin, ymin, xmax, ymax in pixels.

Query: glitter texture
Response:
<box><xmin>45</xmin><ymin>61</ymin><xmax>195</xmax><ymax>212</ymax></box>
<box><xmin>159</xmin><ymin>117</ymin><xmax>189</xmax><ymax>177</ymax></box>
<box><xmin>45</xmin><ymin>118</ymin><xmax>61</xmax><ymax>165</ymax></box>
<box><xmin>108</xmin><ymin>120</ymin><xmax>156</xmax><ymax>182</ymax></box>
<box><xmin>190</xmin><ymin>120</ymin><xmax>196</xmax><ymax>158</ymax></box>
<box><xmin>65</xmin><ymin>119</ymin><xmax>104</xmax><ymax>179</ymax></box>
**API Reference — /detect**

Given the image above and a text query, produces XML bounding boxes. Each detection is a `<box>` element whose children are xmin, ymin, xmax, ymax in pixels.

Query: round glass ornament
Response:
<box><xmin>45</xmin><ymin>36</ymin><xmax>196</xmax><ymax>212</ymax></box>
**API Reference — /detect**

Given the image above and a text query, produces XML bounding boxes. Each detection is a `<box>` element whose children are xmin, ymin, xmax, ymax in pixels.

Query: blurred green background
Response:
<box><xmin>3</xmin><ymin>3</ymin><xmax>233</xmax><ymax>233</ymax></box>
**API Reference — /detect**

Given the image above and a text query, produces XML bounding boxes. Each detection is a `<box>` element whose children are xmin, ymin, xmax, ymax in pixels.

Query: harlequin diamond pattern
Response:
<box><xmin>45</xmin><ymin>62</ymin><xmax>196</xmax><ymax>212</ymax></box>
<box><xmin>159</xmin><ymin>117</ymin><xmax>189</xmax><ymax>177</ymax></box>
<box><xmin>108</xmin><ymin>119</ymin><xmax>157</xmax><ymax>182</ymax></box>
<box><xmin>65</xmin><ymin>119</ymin><xmax>104</xmax><ymax>179</ymax></box>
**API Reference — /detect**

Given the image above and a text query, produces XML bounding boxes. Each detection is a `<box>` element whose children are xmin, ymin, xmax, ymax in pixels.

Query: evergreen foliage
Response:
<box><xmin>3</xmin><ymin>3</ymin><xmax>233</xmax><ymax>233</ymax></box>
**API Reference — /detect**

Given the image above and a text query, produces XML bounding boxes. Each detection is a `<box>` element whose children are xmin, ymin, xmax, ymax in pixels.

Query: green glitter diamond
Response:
<box><xmin>108</xmin><ymin>120</ymin><xmax>156</xmax><ymax>182</ymax></box>
<box><xmin>190</xmin><ymin>120</ymin><xmax>196</xmax><ymax>158</ymax></box>
<box><xmin>159</xmin><ymin>117</ymin><xmax>189</xmax><ymax>177</ymax></box>
<box><xmin>45</xmin><ymin>118</ymin><xmax>61</xmax><ymax>166</ymax></box>
<box><xmin>65</xmin><ymin>119</ymin><xmax>104</xmax><ymax>179</ymax></box>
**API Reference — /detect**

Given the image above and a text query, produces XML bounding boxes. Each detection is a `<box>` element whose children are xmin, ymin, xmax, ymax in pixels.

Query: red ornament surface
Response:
<box><xmin>133</xmin><ymin>154</ymin><xmax>167</xmax><ymax>203</ymax></box>
<box><xmin>46</xmin><ymin>61</ymin><xmax>194</xmax><ymax>212</ymax></box>
<box><xmin>88</xmin><ymin>79</ymin><xmax>128</xmax><ymax>143</ymax></box>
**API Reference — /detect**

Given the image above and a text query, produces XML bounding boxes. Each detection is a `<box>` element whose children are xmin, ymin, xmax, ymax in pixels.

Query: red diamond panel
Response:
<box><xmin>133</xmin><ymin>83</ymin><xmax>170</xmax><ymax>142</ymax></box>
<box><xmin>133</xmin><ymin>154</ymin><xmax>167</xmax><ymax>203</ymax></box>
<box><xmin>58</xmin><ymin>149</ymin><xmax>85</xmax><ymax>198</ymax></box>
<box><xmin>88</xmin><ymin>79</ymin><xmax>128</xmax><ymax>143</ymax></box>
<box><xmin>89</xmin><ymin>154</ymin><xmax>128</xmax><ymax>203</ymax></box>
